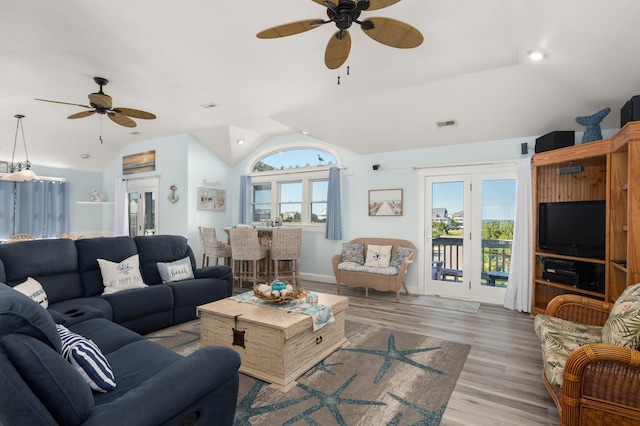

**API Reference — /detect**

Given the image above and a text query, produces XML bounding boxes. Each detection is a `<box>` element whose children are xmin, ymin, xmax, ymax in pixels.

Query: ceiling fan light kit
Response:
<box><xmin>257</xmin><ymin>0</ymin><xmax>423</xmax><ymax>70</ymax></box>
<box><xmin>35</xmin><ymin>77</ymin><xmax>157</xmax><ymax>129</ymax></box>
<box><xmin>2</xmin><ymin>114</ymin><xmax>39</xmax><ymax>182</ymax></box>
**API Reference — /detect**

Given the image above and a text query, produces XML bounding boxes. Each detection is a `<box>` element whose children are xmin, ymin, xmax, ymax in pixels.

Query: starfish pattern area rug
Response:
<box><xmin>147</xmin><ymin>320</ymin><xmax>470</xmax><ymax>426</ymax></box>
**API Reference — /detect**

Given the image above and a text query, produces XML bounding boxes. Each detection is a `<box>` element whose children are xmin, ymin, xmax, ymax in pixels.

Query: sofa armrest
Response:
<box><xmin>83</xmin><ymin>346</ymin><xmax>241</xmax><ymax>426</ymax></box>
<box><xmin>545</xmin><ymin>294</ymin><xmax>612</xmax><ymax>326</ymax></box>
<box><xmin>396</xmin><ymin>250</ymin><xmax>415</xmax><ymax>276</ymax></box>
<box><xmin>195</xmin><ymin>265</ymin><xmax>233</xmax><ymax>297</ymax></box>
<box><xmin>561</xmin><ymin>343</ymin><xmax>640</xmax><ymax>426</ymax></box>
<box><xmin>194</xmin><ymin>265</ymin><xmax>232</xmax><ymax>279</ymax></box>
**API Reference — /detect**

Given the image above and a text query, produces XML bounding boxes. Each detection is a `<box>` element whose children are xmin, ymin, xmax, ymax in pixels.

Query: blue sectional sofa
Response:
<box><xmin>0</xmin><ymin>234</ymin><xmax>233</xmax><ymax>334</ymax></box>
<box><xmin>0</xmin><ymin>283</ymin><xmax>241</xmax><ymax>425</ymax></box>
<box><xmin>0</xmin><ymin>234</ymin><xmax>240</xmax><ymax>425</ymax></box>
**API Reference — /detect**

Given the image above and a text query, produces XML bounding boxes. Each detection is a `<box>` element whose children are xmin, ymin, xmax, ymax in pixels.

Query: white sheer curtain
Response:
<box><xmin>113</xmin><ymin>178</ymin><xmax>128</xmax><ymax>236</ymax></box>
<box><xmin>504</xmin><ymin>158</ymin><xmax>533</xmax><ymax>312</ymax></box>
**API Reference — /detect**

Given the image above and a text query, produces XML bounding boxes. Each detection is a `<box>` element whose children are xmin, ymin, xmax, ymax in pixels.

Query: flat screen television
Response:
<box><xmin>538</xmin><ymin>200</ymin><xmax>606</xmax><ymax>259</ymax></box>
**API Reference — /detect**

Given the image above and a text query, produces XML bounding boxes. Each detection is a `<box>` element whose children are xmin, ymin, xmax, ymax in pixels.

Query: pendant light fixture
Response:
<box><xmin>2</xmin><ymin>114</ymin><xmax>38</xmax><ymax>181</ymax></box>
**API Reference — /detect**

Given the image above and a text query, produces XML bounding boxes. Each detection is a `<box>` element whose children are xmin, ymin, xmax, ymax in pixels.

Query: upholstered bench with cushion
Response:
<box><xmin>332</xmin><ymin>238</ymin><xmax>415</xmax><ymax>301</ymax></box>
<box><xmin>533</xmin><ymin>284</ymin><xmax>640</xmax><ymax>425</ymax></box>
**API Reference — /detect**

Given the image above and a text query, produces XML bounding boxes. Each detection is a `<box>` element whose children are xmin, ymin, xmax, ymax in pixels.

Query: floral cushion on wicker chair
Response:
<box><xmin>602</xmin><ymin>283</ymin><xmax>640</xmax><ymax>348</ymax></box>
<box><xmin>534</xmin><ymin>314</ymin><xmax>603</xmax><ymax>388</ymax></box>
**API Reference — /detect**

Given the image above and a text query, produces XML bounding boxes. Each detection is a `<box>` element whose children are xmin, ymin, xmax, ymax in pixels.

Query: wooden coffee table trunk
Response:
<box><xmin>197</xmin><ymin>292</ymin><xmax>348</xmax><ymax>392</ymax></box>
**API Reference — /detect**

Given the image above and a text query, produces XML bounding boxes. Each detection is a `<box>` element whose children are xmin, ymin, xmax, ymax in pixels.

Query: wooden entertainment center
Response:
<box><xmin>532</xmin><ymin>121</ymin><xmax>640</xmax><ymax>315</ymax></box>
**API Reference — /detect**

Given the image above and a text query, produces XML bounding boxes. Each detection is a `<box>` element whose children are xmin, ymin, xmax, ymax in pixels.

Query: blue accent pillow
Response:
<box><xmin>57</xmin><ymin>324</ymin><xmax>116</xmax><ymax>392</ymax></box>
<box><xmin>390</xmin><ymin>246</ymin><xmax>415</xmax><ymax>268</ymax></box>
<box><xmin>341</xmin><ymin>242</ymin><xmax>365</xmax><ymax>265</ymax></box>
<box><xmin>157</xmin><ymin>256</ymin><xmax>195</xmax><ymax>283</ymax></box>
<box><xmin>1</xmin><ymin>334</ymin><xmax>94</xmax><ymax>424</ymax></box>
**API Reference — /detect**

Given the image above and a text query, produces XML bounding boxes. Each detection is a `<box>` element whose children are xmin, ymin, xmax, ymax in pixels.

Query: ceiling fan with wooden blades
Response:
<box><xmin>35</xmin><ymin>77</ymin><xmax>156</xmax><ymax>128</ymax></box>
<box><xmin>257</xmin><ymin>0</ymin><xmax>423</xmax><ymax>70</ymax></box>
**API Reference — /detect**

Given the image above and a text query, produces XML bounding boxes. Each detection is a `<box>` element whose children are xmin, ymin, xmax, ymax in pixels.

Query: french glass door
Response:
<box><xmin>424</xmin><ymin>175</ymin><xmax>472</xmax><ymax>299</ymax></box>
<box><xmin>420</xmin><ymin>164</ymin><xmax>516</xmax><ymax>304</ymax></box>
<box><xmin>127</xmin><ymin>177</ymin><xmax>158</xmax><ymax>237</ymax></box>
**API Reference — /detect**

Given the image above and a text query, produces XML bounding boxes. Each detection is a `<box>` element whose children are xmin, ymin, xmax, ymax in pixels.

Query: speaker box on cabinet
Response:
<box><xmin>535</xmin><ymin>131</ymin><xmax>575</xmax><ymax>153</ymax></box>
<box><xmin>621</xmin><ymin>95</ymin><xmax>640</xmax><ymax>127</ymax></box>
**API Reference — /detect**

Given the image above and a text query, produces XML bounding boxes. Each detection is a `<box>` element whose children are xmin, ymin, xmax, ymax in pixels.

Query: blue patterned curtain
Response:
<box><xmin>2</xmin><ymin>180</ymin><xmax>69</xmax><ymax>239</ymax></box>
<box><xmin>239</xmin><ymin>175</ymin><xmax>252</xmax><ymax>224</ymax></box>
<box><xmin>0</xmin><ymin>181</ymin><xmax>16</xmax><ymax>239</ymax></box>
<box><xmin>325</xmin><ymin>167</ymin><xmax>342</xmax><ymax>240</ymax></box>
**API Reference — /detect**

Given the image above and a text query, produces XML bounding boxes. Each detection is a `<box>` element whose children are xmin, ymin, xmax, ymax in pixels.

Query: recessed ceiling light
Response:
<box><xmin>301</xmin><ymin>131</ymin><xmax>308</xmax><ymax>135</ymax></box>
<box><xmin>80</xmin><ymin>154</ymin><xmax>90</xmax><ymax>159</ymax></box>
<box><xmin>201</xmin><ymin>102</ymin><xmax>217</xmax><ymax>109</ymax></box>
<box><xmin>237</xmin><ymin>138</ymin><xmax>245</xmax><ymax>145</ymax></box>
<box><xmin>528</xmin><ymin>50</ymin><xmax>548</xmax><ymax>61</ymax></box>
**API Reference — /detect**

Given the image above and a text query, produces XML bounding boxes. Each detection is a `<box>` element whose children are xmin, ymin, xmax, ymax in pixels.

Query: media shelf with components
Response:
<box><xmin>531</xmin><ymin>122</ymin><xmax>640</xmax><ymax>315</ymax></box>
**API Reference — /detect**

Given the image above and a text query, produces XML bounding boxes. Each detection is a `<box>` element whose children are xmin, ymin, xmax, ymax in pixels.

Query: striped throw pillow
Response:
<box><xmin>56</xmin><ymin>324</ymin><xmax>116</xmax><ymax>392</ymax></box>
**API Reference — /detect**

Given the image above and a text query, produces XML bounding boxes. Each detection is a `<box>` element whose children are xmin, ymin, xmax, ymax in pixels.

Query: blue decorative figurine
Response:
<box><xmin>576</xmin><ymin>107</ymin><xmax>610</xmax><ymax>143</ymax></box>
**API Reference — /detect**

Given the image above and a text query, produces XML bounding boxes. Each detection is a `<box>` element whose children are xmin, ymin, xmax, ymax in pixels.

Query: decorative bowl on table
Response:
<box><xmin>253</xmin><ymin>281</ymin><xmax>306</xmax><ymax>304</ymax></box>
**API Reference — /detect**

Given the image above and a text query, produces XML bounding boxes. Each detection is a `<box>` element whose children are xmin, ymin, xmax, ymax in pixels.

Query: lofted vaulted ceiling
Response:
<box><xmin>1</xmin><ymin>0</ymin><xmax>639</xmax><ymax>172</ymax></box>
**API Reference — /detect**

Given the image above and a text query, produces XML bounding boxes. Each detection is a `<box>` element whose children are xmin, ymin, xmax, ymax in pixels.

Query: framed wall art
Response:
<box><xmin>123</xmin><ymin>150</ymin><xmax>156</xmax><ymax>175</ymax></box>
<box><xmin>368</xmin><ymin>188</ymin><xmax>403</xmax><ymax>216</ymax></box>
<box><xmin>197</xmin><ymin>187</ymin><xmax>226</xmax><ymax>211</ymax></box>
<box><xmin>0</xmin><ymin>161</ymin><xmax>8</xmax><ymax>173</ymax></box>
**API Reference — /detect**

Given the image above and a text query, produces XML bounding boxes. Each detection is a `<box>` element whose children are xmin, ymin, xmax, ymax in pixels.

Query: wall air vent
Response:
<box><xmin>436</xmin><ymin>120</ymin><xmax>457</xmax><ymax>128</ymax></box>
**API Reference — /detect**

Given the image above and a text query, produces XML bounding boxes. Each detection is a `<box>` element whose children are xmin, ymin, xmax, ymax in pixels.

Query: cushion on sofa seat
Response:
<box><xmin>57</xmin><ymin>324</ymin><xmax>116</xmax><ymax>392</ymax></box>
<box><xmin>14</xmin><ymin>277</ymin><xmax>49</xmax><ymax>308</ymax></box>
<box><xmin>602</xmin><ymin>283</ymin><xmax>640</xmax><ymax>348</ymax></box>
<box><xmin>101</xmin><ymin>285</ymin><xmax>174</xmax><ymax>334</ymax></box>
<box><xmin>158</xmin><ymin>256</ymin><xmax>195</xmax><ymax>283</ymax></box>
<box><xmin>1</xmin><ymin>334</ymin><xmax>94</xmax><ymax>424</ymax></box>
<box><xmin>92</xmin><ymin>339</ymin><xmax>182</xmax><ymax>405</ymax></box>
<box><xmin>97</xmin><ymin>254</ymin><xmax>148</xmax><ymax>295</ymax></box>
<box><xmin>134</xmin><ymin>235</ymin><xmax>198</xmax><ymax>285</ymax></box>
<box><xmin>76</xmin><ymin>236</ymin><xmax>140</xmax><ymax>297</ymax></box>
<box><xmin>0</xmin><ymin>283</ymin><xmax>61</xmax><ymax>352</ymax></box>
<box><xmin>364</xmin><ymin>245</ymin><xmax>392</xmax><ymax>268</ymax></box>
<box><xmin>390</xmin><ymin>246</ymin><xmax>415</xmax><ymax>268</ymax></box>
<box><xmin>341</xmin><ymin>242</ymin><xmax>365</xmax><ymax>265</ymax></box>
<box><xmin>534</xmin><ymin>314</ymin><xmax>603</xmax><ymax>388</ymax></box>
<box><xmin>337</xmin><ymin>262</ymin><xmax>399</xmax><ymax>275</ymax></box>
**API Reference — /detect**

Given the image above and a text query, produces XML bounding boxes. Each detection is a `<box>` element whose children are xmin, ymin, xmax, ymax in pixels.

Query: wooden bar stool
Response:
<box><xmin>269</xmin><ymin>227</ymin><xmax>302</xmax><ymax>287</ymax></box>
<box><xmin>229</xmin><ymin>228</ymin><xmax>269</xmax><ymax>288</ymax></box>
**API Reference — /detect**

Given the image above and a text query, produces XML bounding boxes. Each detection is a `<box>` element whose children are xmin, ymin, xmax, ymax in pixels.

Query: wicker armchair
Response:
<box><xmin>542</xmin><ymin>294</ymin><xmax>640</xmax><ymax>426</ymax></box>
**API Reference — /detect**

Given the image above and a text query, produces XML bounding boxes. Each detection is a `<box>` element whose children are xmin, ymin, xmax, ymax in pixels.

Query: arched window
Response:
<box><xmin>252</xmin><ymin>148</ymin><xmax>337</xmax><ymax>172</ymax></box>
<box><xmin>247</xmin><ymin>146</ymin><xmax>340</xmax><ymax>226</ymax></box>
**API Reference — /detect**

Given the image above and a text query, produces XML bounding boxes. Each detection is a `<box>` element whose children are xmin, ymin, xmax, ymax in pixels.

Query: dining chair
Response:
<box><xmin>229</xmin><ymin>227</ymin><xmax>269</xmax><ymax>288</ymax></box>
<box><xmin>269</xmin><ymin>227</ymin><xmax>302</xmax><ymax>287</ymax></box>
<box><xmin>198</xmin><ymin>226</ymin><xmax>232</xmax><ymax>267</ymax></box>
<box><xmin>6</xmin><ymin>233</ymin><xmax>36</xmax><ymax>243</ymax></box>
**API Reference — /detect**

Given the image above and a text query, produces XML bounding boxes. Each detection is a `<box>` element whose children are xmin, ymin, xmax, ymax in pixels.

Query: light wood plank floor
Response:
<box><xmin>291</xmin><ymin>280</ymin><xmax>561</xmax><ymax>426</ymax></box>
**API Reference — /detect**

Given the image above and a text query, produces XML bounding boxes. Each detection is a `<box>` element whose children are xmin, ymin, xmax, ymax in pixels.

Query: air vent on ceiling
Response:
<box><xmin>436</xmin><ymin>120</ymin><xmax>457</xmax><ymax>128</ymax></box>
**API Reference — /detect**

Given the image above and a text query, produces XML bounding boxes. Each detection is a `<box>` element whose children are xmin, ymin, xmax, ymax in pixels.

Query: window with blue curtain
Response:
<box><xmin>0</xmin><ymin>179</ymin><xmax>69</xmax><ymax>239</ymax></box>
